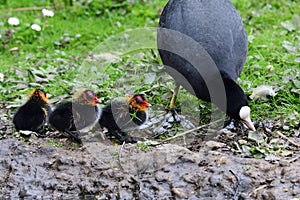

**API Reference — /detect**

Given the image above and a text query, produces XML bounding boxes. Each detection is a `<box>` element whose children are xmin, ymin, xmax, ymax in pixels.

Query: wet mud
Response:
<box><xmin>0</xmin><ymin>105</ymin><xmax>300</xmax><ymax>199</ymax></box>
<box><xmin>0</xmin><ymin>136</ymin><xmax>299</xmax><ymax>199</ymax></box>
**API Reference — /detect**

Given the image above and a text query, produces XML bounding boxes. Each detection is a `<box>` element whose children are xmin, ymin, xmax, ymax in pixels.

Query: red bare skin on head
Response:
<box><xmin>129</xmin><ymin>94</ymin><xmax>151</xmax><ymax>112</ymax></box>
<box><xmin>75</xmin><ymin>90</ymin><xmax>100</xmax><ymax>106</ymax></box>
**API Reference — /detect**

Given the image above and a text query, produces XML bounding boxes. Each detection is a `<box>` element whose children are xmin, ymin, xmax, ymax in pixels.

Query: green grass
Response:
<box><xmin>0</xmin><ymin>0</ymin><xmax>299</xmax><ymax>132</ymax></box>
<box><xmin>0</xmin><ymin>0</ymin><xmax>165</xmax><ymax>100</ymax></box>
<box><xmin>236</xmin><ymin>0</ymin><xmax>300</xmax><ymax>123</ymax></box>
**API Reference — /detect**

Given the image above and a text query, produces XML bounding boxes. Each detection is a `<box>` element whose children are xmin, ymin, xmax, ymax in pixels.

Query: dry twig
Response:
<box><xmin>275</xmin><ymin>131</ymin><xmax>300</xmax><ymax>148</ymax></box>
<box><xmin>117</xmin><ymin>141</ymin><xmax>126</xmax><ymax>171</ymax></box>
<box><xmin>162</xmin><ymin>118</ymin><xmax>224</xmax><ymax>142</ymax></box>
<box><xmin>248</xmin><ymin>184</ymin><xmax>268</xmax><ymax>197</ymax></box>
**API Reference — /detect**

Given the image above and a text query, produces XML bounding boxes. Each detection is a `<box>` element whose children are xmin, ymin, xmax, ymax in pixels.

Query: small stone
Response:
<box><xmin>153</xmin><ymin>127</ymin><xmax>168</xmax><ymax>136</ymax></box>
<box><xmin>282</xmin><ymin>125</ymin><xmax>290</xmax><ymax>131</ymax></box>
<box><xmin>55</xmin><ymin>172</ymin><xmax>71</xmax><ymax>181</ymax></box>
<box><xmin>205</xmin><ymin>141</ymin><xmax>226</xmax><ymax>149</ymax></box>
<box><xmin>18</xmin><ymin>188</ymin><xmax>27</xmax><ymax>198</ymax></box>
<box><xmin>217</xmin><ymin>156</ymin><xmax>227</xmax><ymax>167</ymax></box>
<box><xmin>162</xmin><ymin>122</ymin><xmax>172</xmax><ymax>129</ymax></box>
<box><xmin>238</xmin><ymin>139</ymin><xmax>248</xmax><ymax>145</ymax></box>
<box><xmin>172</xmin><ymin>187</ymin><xmax>188</xmax><ymax>199</ymax></box>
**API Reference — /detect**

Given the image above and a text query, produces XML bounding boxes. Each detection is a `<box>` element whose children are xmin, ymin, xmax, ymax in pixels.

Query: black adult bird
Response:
<box><xmin>99</xmin><ymin>94</ymin><xmax>151</xmax><ymax>144</ymax></box>
<box><xmin>13</xmin><ymin>89</ymin><xmax>51</xmax><ymax>137</ymax></box>
<box><xmin>157</xmin><ymin>0</ymin><xmax>255</xmax><ymax>131</ymax></box>
<box><xmin>49</xmin><ymin>89</ymin><xmax>101</xmax><ymax>143</ymax></box>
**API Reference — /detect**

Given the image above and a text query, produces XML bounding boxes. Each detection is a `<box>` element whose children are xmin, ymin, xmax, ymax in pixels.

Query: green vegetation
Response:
<box><xmin>44</xmin><ymin>138</ymin><xmax>63</xmax><ymax>147</ymax></box>
<box><xmin>0</xmin><ymin>0</ymin><xmax>299</xmax><ymax>146</ymax></box>
<box><xmin>235</xmin><ymin>0</ymin><xmax>299</xmax><ymax>122</ymax></box>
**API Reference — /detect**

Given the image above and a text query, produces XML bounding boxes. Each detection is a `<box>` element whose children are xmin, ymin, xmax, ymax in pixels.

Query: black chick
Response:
<box><xmin>13</xmin><ymin>89</ymin><xmax>51</xmax><ymax>137</ymax></box>
<box><xmin>49</xmin><ymin>89</ymin><xmax>101</xmax><ymax>143</ymax></box>
<box><xmin>99</xmin><ymin>94</ymin><xmax>151</xmax><ymax>144</ymax></box>
<box><xmin>157</xmin><ymin>0</ymin><xmax>255</xmax><ymax>130</ymax></box>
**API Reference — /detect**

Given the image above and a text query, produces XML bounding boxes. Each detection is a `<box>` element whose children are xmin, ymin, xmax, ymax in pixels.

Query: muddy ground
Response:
<box><xmin>0</xmin><ymin>104</ymin><xmax>300</xmax><ymax>200</ymax></box>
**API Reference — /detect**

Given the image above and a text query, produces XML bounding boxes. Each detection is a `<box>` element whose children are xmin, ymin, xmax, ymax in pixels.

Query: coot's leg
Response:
<box><xmin>35</xmin><ymin>132</ymin><xmax>52</xmax><ymax>138</ymax></box>
<box><xmin>65</xmin><ymin>129</ymin><xmax>82</xmax><ymax>143</ymax></box>
<box><xmin>168</xmin><ymin>82</ymin><xmax>181</xmax><ymax>123</ymax></box>
<box><xmin>108</xmin><ymin>131</ymin><xmax>137</xmax><ymax>144</ymax></box>
<box><xmin>169</xmin><ymin>83</ymin><xmax>180</xmax><ymax>109</ymax></box>
<box><xmin>34</xmin><ymin>126</ymin><xmax>52</xmax><ymax>138</ymax></box>
<box><xmin>224</xmin><ymin>118</ymin><xmax>255</xmax><ymax>132</ymax></box>
<box><xmin>153</xmin><ymin>83</ymin><xmax>196</xmax><ymax>137</ymax></box>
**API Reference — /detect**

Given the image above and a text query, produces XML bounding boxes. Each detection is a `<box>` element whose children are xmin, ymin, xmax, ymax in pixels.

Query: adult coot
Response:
<box><xmin>157</xmin><ymin>0</ymin><xmax>255</xmax><ymax>130</ymax></box>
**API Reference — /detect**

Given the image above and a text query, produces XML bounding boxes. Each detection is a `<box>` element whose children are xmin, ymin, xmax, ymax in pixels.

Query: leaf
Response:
<box><xmin>287</xmin><ymin>110</ymin><xmax>299</xmax><ymax>127</ymax></box>
<box><xmin>248</xmin><ymin>132</ymin><xmax>265</xmax><ymax>144</ymax></box>
<box><xmin>282</xmin><ymin>40</ymin><xmax>297</xmax><ymax>54</ymax></box>
<box><xmin>9</xmin><ymin>47</ymin><xmax>19</xmax><ymax>51</ymax></box>
<box><xmin>293</xmin><ymin>80</ymin><xmax>300</xmax><ymax>88</ymax></box>
<box><xmin>250</xmin><ymin>85</ymin><xmax>277</xmax><ymax>100</ymax></box>
<box><xmin>139</xmin><ymin>140</ymin><xmax>160</xmax><ymax>146</ymax></box>
<box><xmin>279</xmin><ymin>150</ymin><xmax>294</xmax><ymax>157</ymax></box>
<box><xmin>241</xmin><ymin>145</ymin><xmax>251</xmax><ymax>156</ymax></box>
<box><xmin>265</xmin><ymin>154</ymin><xmax>280</xmax><ymax>162</ymax></box>
<box><xmin>144</xmin><ymin>72</ymin><xmax>156</xmax><ymax>84</ymax></box>
<box><xmin>29</xmin><ymin>82</ymin><xmax>42</xmax><ymax>87</ymax></box>
<box><xmin>281</xmin><ymin>21</ymin><xmax>296</xmax><ymax>32</ymax></box>
<box><xmin>291</xmin><ymin>88</ymin><xmax>300</xmax><ymax>95</ymax></box>
<box><xmin>15</xmin><ymin>83</ymin><xmax>28</xmax><ymax>89</ymax></box>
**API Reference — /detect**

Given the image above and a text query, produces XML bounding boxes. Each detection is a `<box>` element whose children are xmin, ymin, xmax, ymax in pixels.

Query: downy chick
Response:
<box><xmin>49</xmin><ymin>89</ymin><xmax>101</xmax><ymax>143</ymax></box>
<box><xmin>99</xmin><ymin>94</ymin><xmax>151</xmax><ymax>144</ymax></box>
<box><xmin>13</xmin><ymin>89</ymin><xmax>51</xmax><ymax>137</ymax></box>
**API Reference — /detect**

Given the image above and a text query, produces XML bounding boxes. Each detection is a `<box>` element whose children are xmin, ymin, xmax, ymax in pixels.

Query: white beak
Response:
<box><xmin>239</xmin><ymin>106</ymin><xmax>256</xmax><ymax>131</ymax></box>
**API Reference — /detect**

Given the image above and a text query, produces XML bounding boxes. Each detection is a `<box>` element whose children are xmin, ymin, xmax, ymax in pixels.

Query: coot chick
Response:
<box><xmin>99</xmin><ymin>94</ymin><xmax>151</xmax><ymax>144</ymax></box>
<box><xmin>13</xmin><ymin>89</ymin><xmax>51</xmax><ymax>137</ymax></box>
<box><xmin>49</xmin><ymin>89</ymin><xmax>101</xmax><ymax>143</ymax></box>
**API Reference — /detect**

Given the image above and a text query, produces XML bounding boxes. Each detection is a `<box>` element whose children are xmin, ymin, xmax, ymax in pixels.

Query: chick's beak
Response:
<box><xmin>144</xmin><ymin>101</ymin><xmax>151</xmax><ymax>108</ymax></box>
<box><xmin>94</xmin><ymin>96</ymin><xmax>101</xmax><ymax>104</ymax></box>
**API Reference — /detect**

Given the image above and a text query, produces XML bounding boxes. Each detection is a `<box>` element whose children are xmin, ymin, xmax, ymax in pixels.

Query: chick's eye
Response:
<box><xmin>86</xmin><ymin>90</ymin><xmax>95</xmax><ymax>99</ymax></box>
<box><xmin>135</xmin><ymin>95</ymin><xmax>144</xmax><ymax>104</ymax></box>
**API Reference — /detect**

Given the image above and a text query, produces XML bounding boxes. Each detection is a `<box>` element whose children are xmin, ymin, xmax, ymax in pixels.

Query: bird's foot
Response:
<box><xmin>35</xmin><ymin>132</ymin><xmax>52</xmax><ymax>138</ymax></box>
<box><xmin>118</xmin><ymin>136</ymin><xmax>137</xmax><ymax>144</ymax></box>
<box><xmin>224</xmin><ymin>118</ymin><xmax>258</xmax><ymax>132</ymax></box>
<box><xmin>109</xmin><ymin>131</ymin><xmax>137</xmax><ymax>144</ymax></box>
<box><xmin>19</xmin><ymin>130</ymin><xmax>33</xmax><ymax>139</ymax></box>
<box><xmin>153</xmin><ymin>108</ymin><xmax>195</xmax><ymax>138</ymax></box>
<box><xmin>165</xmin><ymin>108</ymin><xmax>181</xmax><ymax>123</ymax></box>
<box><xmin>18</xmin><ymin>129</ymin><xmax>51</xmax><ymax>138</ymax></box>
<box><xmin>65</xmin><ymin>129</ymin><xmax>82</xmax><ymax>143</ymax></box>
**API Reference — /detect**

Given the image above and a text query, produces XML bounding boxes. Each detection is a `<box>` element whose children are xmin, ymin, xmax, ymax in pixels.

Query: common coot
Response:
<box><xmin>157</xmin><ymin>0</ymin><xmax>255</xmax><ymax>130</ymax></box>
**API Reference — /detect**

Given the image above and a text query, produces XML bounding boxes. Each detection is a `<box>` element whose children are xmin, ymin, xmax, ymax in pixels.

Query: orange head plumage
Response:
<box><xmin>28</xmin><ymin>89</ymin><xmax>49</xmax><ymax>104</ymax></box>
<box><xmin>128</xmin><ymin>94</ymin><xmax>151</xmax><ymax>112</ymax></box>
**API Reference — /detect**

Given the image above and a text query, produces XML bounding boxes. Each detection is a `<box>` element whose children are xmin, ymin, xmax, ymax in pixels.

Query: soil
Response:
<box><xmin>0</xmin><ymin>104</ymin><xmax>300</xmax><ymax>200</ymax></box>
